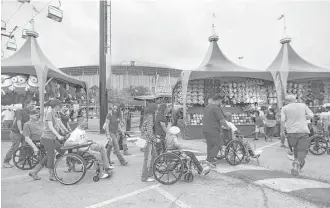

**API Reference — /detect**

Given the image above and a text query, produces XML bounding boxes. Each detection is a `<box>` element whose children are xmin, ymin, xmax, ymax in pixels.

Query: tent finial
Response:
<box><xmin>277</xmin><ymin>14</ymin><xmax>291</xmax><ymax>44</ymax></box>
<box><xmin>25</xmin><ymin>19</ymin><xmax>39</xmax><ymax>38</ymax></box>
<box><xmin>208</xmin><ymin>13</ymin><xmax>219</xmax><ymax>42</ymax></box>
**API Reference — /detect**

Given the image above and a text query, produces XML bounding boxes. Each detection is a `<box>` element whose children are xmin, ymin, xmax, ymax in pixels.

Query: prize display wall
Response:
<box><xmin>1</xmin><ymin>74</ymin><xmax>87</xmax><ymax>140</ymax></box>
<box><xmin>287</xmin><ymin>79</ymin><xmax>330</xmax><ymax>113</ymax></box>
<box><xmin>173</xmin><ymin>77</ymin><xmax>277</xmax><ymax>140</ymax></box>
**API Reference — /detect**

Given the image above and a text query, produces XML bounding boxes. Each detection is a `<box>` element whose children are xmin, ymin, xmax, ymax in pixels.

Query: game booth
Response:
<box><xmin>1</xmin><ymin>20</ymin><xmax>88</xmax><ymax>140</ymax></box>
<box><xmin>267</xmin><ymin>36</ymin><xmax>330</xmax><ymax>114</ymax></box>
<box><xmin>172</xmin><ymin>32</ymin><xmax>275</xmax><ymax>140</ymax></box>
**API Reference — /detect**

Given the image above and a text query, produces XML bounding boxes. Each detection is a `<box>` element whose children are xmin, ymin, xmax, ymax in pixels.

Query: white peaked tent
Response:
<box><xmin>1</xmin><ymin>20</ymin><xmax>87</xmax><ymax>119</ymax></box>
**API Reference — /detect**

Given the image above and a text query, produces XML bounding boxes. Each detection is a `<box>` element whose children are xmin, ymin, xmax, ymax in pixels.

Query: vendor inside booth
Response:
<box><xmin>1</xmin><ymin>20</ymin><xmax>88</xmax><ymax>141</ymax></box>
<box><xmin>172</xmin><ymin>25</ymin><xmax>274</xmax><ymax>140</ymax></box>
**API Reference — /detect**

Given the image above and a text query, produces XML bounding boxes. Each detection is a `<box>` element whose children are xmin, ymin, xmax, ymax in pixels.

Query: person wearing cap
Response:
<box><xmin>281</xmin><ymin>94</ymin><xmax>314</xmax><ymax>176</ymax></box>
<box><xmin>41</xmin><ymin>99</ymin><xmax>68</xmax><ymax>181</ymax></box>
<box><xmin>166</xmin><ymin>126</ymin><xmax>211</xmax><ymax>176</ymax></box>
<box><xmin>65</xmin><ymin>117</ymin><xmax>113</xmax><ymax>179</ymax></box>
<box><xmin>141</xmin><ymin>103</ymin><xmax>159</xmax><ymax>182</ymax></box>
<box><xmin>3</xmin><ymin>99</ymin><xmax>36</xmax><ymax>168</ymax></box>
<box><xmin>22</xmin><ymin>109</ymin><xmax>47</xmax><ymax>180</ymax></box>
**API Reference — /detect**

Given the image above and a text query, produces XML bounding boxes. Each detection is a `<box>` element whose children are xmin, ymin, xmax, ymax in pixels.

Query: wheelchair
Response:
<box><xmin>12</xmin><ymin>134</ymin><xmax>73</xmax><ymax>170</ymax></box>
<box><xmin>309</xmin><ymin>130</ymin><xmax>330</xmax><ymax>156</ymax></box>
<box><xmin>152</xmin><ymin>140</ymin><xmax>200</xmax><ymax>185</ymax></box>
<box><xmin>13</xmin><ymin>140</ymin><xmax>47</xmax><ymax>170</ymax></box>
<box><xmin>219</xmin><ymin>129</ymin><xmax>260</xmax><ymax>166</ymax></box>
<box><xmin>54</xmin><ymin>141</ymin><xmax>105</xmax><ymax>185</ymax></box>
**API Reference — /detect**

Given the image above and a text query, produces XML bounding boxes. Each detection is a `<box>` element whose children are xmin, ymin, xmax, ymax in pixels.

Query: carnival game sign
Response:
<box><xmin>152</xmin><ymin>86</ymin><xmax>173</xmax><ymax>94</ymax></box>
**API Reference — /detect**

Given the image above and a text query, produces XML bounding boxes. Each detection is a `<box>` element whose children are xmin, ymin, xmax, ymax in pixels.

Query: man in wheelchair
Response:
<box><xmin>165</xmin><ymin>126</ymin><xmax>210</xmax><ymax>176</ymax></box>
<box><xmin>65</xmin><ymin>117</ymin><xmax>113</xmax><ymax>179</ymax></box>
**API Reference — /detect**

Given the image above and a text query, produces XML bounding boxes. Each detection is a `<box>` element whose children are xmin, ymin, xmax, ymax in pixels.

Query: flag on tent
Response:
<box><xmin>277</xmin><ymin>14</ymin><xmax>284</xmax><ymax>20</ymax></box>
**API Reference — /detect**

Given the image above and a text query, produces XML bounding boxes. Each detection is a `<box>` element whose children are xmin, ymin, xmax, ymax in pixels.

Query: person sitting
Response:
<box><xmin>165</xmin><ymin>126</ymin><xmax>210</xmax><ymax>175</ymax></box>
<box><xmin>64</xmin><ymin>117</ymin><xmax>113</xmax><ymax>179</ymax></box>
<box><xmin>224</xmin><ymin>112</ymin><xmax>261</xmax><ymax>158</ymax></box>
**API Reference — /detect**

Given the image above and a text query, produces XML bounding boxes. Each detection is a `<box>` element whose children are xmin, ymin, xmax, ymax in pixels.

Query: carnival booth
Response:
<box><xmin>267</xmin><ymin>36</ymin><xmax>330</xmax><ymax>113</ymax></box>
<box><xmin>172</xmin><ymin>30</ymin><xmax>274</xmax><ymax>140</ymax></box>
<box><xmin>1</xmin><ymin>20</ymin><xmax>88</xmax><ymax>135</ymax></box>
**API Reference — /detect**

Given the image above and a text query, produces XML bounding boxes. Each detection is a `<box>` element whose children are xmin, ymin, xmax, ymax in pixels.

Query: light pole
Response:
<box><xmin>99</xmin><ymin>0</ymin><xmax>107</xmax><ymax>133</ymax></box>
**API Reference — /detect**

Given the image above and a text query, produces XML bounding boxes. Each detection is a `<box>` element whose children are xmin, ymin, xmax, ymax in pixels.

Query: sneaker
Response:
<box><xmin>108</xmin><ymin>165</ymin><xmax>115</xmax><ymax>169</ymax></box>
<box><xmin>100</xmin><ymin>173</ymin><xmax>110</xmax><ymax>179</ymax></box>
<box><xmin>200</xmin><ymin>166</ymin><xmax>211</xmax><ymax>176</ymax></box>
<box><xmin>291</xmin><ymin>162</ymin><xmax>300</xmax><ymax>176</ymax></box>
<box><xmin>205</xmin><ymin>161</ymin><xmax>216</xmax><ymax>168</ymax></box>
<box><xmin>121</xmin><ymin>161</ymin><xmax>128</xmax><ymax>166</ymax></box>
<box><xmin>3</xmin><ymin>163</ymin><xmax>13</xmax><ymax>168</ymax></box>
<box><xmin>280</xmin><ymin>144</ymin><xmax>287</xmax><ymax>148</ymax></box>
<box><xmin>146</xmin><ymin>177</ymin><xmax>155</xmax><ymax>182</ymax></box>
<box><xmin>287</xmin><ymin>154</ymin><xmax>294</xmax><ymax>161</ymax></box>
<box><xmin>254</xmin><ymin>138</ymin><xmax>259</xmax><ymax>141</ymax></box>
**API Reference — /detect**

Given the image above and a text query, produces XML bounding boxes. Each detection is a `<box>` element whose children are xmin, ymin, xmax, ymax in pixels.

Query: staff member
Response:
<box><xmin>3</xmin><ymin>99</ymin><xmax>36</xmax><ymax>168</ymax></box>
<box><xmin>202</xmin><ymin>95</ymin><xmax>228</xmax><ymax>168</ymax></box>
<box><xmin>281</xmin><ymin>94</ymin><xmax>314</xmax><ymax>176</ymax></box>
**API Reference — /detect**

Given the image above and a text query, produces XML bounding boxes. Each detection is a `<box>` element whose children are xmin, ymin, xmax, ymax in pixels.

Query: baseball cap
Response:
<box><xmin>169</xmin><ymin>126</ymin><xmax>180</xmax><ymax>135</ymax></box>
<box><xmin>30</xmin><ymin>109</ymin><xmax>40</xmax><ymax>115</ymax></box>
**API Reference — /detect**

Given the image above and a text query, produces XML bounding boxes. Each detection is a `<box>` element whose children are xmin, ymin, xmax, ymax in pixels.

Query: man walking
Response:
<box><xmin>3</xmin><ymin>99</ymin><xmax>36</xmax><ymax>168</ymax></box>
<box><xmin>281</xmin><ymin>94</ymin><xmax>314</xmax><ymax>176</ymax></box>
<box><xmin>105</xmin><ymin>104</ymin><xmax>128</xmax><ymax>166</ymax></box>
<box><xmin>202</xmin><ymin>95</ymin><xmax>228</xmax><ymax>167</ymax></box>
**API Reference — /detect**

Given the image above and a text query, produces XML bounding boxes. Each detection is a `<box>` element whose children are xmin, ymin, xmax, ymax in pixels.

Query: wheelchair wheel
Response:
<box><xmin>54</xmin><ymin>153</ymin><xmax>87</xmax><ymax>185</ymax></box>
<box><xmin>184</xmin><ymin>172</ymin><xmax>194</xmax><ymax>183</ymax></box>
<box><xmin>225</xmin><ymin>140</ymin><xmax>246</xmax><ymax>166</ymax></box>
<box><xmin>13</xmin><ymin>145</ymin><xmax>39</xmax><ymax>170</ymax></box>
<box><xmin>93</xmin><ymin>176</ymin><xmax>99</xmax><ymax>182</ymax></box>
<box><xmin>309</xmin><ymin>136</ymin><xmax>328</xmax><ymax>155</ymax></box>
<box><xmin>78</xmin><ymin>152</ymin><xmax>94</xmax><ymax>169</ymax></box>
<box><xmin>153</xmin><ymin>152</ymin><xmax>183</xmax><ymax>185</ymax></box>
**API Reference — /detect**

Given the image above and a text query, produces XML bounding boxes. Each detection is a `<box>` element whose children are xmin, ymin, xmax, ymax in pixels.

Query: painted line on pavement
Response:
<box><xmin>154</xmin><ymin>186</ymin><xmax>191</xmax><ymax>208</ymax></box>
<box><xmin>85</xmin><ymin>184</ymin><xmax>160</xmax><ymax>208</ymax></box>
<box><xmin>255</xmin><ymin>178</ymin><xmax>330</xmax><ymax>192</ymax></box>
<box><xmin>256</xmin><ymin>141</ymin><xmax>280</xmax><ymax>151</ymax></box>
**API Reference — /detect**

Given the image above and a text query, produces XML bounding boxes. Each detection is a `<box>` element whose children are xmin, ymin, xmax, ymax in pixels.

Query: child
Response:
<box><xmin>166</xmin><ymin>126</ymin><xmax>211</xmax><ymax>175</ymax></box>
<box><xmin>224</xmin><ymin>112</ymin><xmax>261</xmax><ymax>158</ymax></box>
<box><xmin>253</xmin><ymin>111</ymin><xmax>265</xmax><ymax>141</ymax></box>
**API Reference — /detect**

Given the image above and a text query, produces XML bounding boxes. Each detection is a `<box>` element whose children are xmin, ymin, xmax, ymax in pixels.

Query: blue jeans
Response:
<box><xmin>141</xmin><ymin>141</ymin><xmax>157</xmax><ymax>181</ymax></box>
<box><xmin>3</xmin><ymin>132</ymin><xmax>24</xmax><ymax>163</ymax></box>
<box><xmin>106</xmin><ymin>132</ymin><xmax>126</xmax><ymax>165</ymax></box>
<box><xmin>287</xmin><ymin>133</ymin><xmax>311</xmax><ymax>166</ymax></box>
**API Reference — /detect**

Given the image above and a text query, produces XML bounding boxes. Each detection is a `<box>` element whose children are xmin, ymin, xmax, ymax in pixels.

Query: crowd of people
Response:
<box><xmin>2</xmin><ymin>93</ymin><xmax>329</xmax><ymax>183</ymax></box>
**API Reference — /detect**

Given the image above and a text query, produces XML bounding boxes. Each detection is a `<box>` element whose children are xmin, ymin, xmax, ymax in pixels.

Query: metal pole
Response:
<box><xmin>99</xmin><ymin>0</ymin><xmax>108</xmax><ymax>133</ymax></box>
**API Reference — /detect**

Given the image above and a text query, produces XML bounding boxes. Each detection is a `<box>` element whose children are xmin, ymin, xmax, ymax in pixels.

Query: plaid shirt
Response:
<box><xmin>142</xmin><ymin>115</ymin><xmax>156</xmax><ymax>142</ymax></box>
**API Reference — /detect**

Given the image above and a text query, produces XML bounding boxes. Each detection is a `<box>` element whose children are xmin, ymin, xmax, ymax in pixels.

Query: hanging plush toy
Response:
<box><xmin>1</xmin><ymin>74</ymin><xmax>13</xmax><ymax>96</ymax></box>
<box><xmin>12</xmin><ymin>75</ymin><xmax>28</xmax><ymax>95</ymax></box>
<box><xmin>27</xmin><ymin>75</ymin><xmax>39</xmax><ymax>97</ymax></box>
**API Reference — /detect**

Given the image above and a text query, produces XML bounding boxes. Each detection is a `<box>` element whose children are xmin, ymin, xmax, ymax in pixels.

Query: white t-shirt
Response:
<box><xmin>65</xmin><ymin>128</ymin><xmax>88</xmax><ymax>150</ymax></box>
<box><xmin>226</xmin><ymin>121</ymin><xmax>238</xmax><ymax>132</ymax></box>
<box><xmin>2</xmin><ymin>110</ymin><xmax>15</xmax><ymax>121</ymax></box>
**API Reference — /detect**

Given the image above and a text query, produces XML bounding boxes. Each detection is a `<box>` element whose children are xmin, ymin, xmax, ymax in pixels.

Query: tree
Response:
<box><xmin>125</xmin><ymin>85</ymin><xmax>150</xmax><ymax>97</ymax></box>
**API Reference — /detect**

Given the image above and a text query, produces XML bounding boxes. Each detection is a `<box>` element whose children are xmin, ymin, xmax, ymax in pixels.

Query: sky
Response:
<box><xmin>1</xmin><ymin>0</ymin><xmax>330</xmax><ymax>71</ymax></box>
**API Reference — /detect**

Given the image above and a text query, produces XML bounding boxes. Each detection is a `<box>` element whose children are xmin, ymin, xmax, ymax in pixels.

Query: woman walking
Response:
<box><xmin>41</xmin><ymin>99</ymin><xmax>69</xmax><ymax>181</ymax></box>
<box><xmin>141</xmin><ymin>103</ymin><xmax>159</xmax><ymax>182</ymax></box>
<box><xmin>154</xmin><ymin>104</ymin><xmax>168</xmax><ymax>155</ymax></box>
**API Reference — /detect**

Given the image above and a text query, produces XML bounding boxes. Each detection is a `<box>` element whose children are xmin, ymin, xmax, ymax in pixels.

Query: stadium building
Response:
<box><xmin>60</xmin><ymin>61</ymin><xmax>182</xmax><ymax>93</ymax></box>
